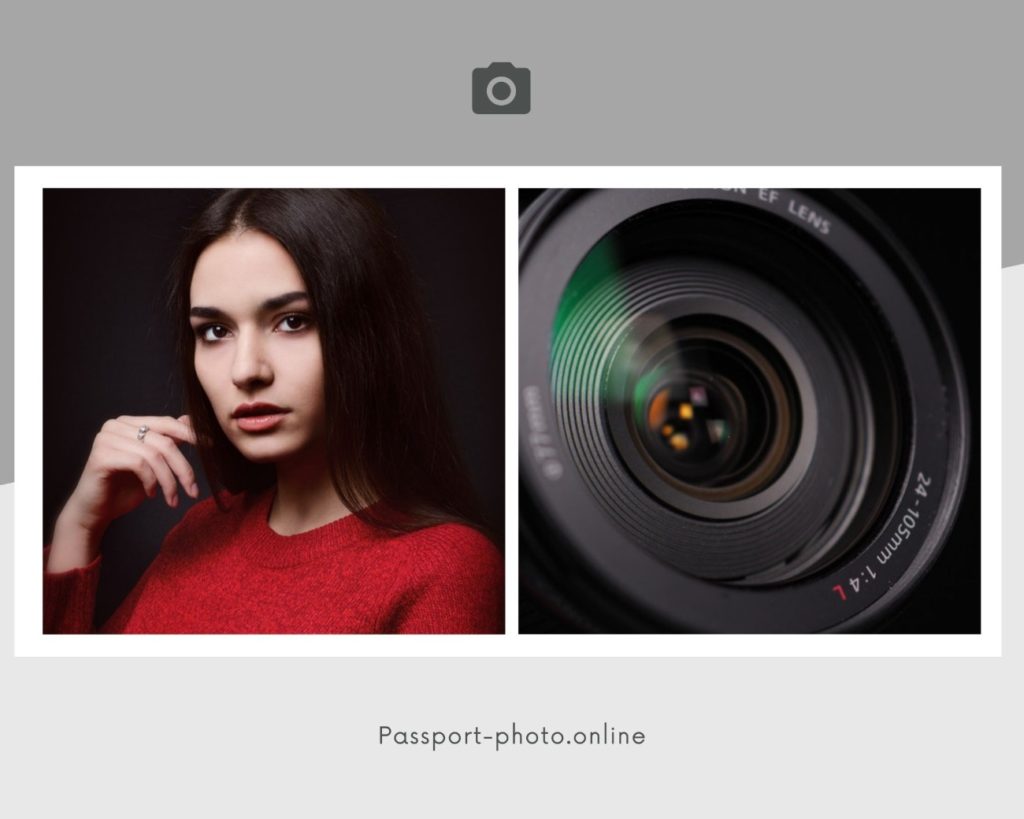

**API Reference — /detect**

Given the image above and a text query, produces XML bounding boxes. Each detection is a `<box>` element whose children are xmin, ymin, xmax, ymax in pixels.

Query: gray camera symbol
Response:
<box><xmin>472</xmin><ymin>62</ymin><xmax>531</xmax><ymax>114</ymax></box>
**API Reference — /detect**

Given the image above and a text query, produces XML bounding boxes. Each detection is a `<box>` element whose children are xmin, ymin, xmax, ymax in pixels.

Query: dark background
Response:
<box><xmin>519</xmin><ymin>189</ymin><xmax>981</xmax><ymax>634</ymax></box>
<box><xmin>853</xmin><ymin>190</ymin><xmax>981</xmax><ymax>634</ymax></box>
<box><xmin>44</xmin><ymin>189</ymin><xmax>505</xmax><ymax>626</ymax></box>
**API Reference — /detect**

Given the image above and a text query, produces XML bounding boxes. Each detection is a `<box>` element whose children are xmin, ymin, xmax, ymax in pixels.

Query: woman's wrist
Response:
<box><xmin>47</xmin><ymin>502</ymin><xmax>107</xmax><ymax>573</ymax></box>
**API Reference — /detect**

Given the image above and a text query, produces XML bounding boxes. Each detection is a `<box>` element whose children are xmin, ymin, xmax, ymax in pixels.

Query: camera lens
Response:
<box><xmin>486</xmin><ymin>77</ymin><xmax>516</xmax><ymax>106</ymax></box>
<box><xmin>520</xmin><ymin>189</ymin><xmax>976</xmax><ymax>632</ymax></box>
<box><xmin>618</xmin><ymin>319</ymin><xmax>798</xmax><ymax>503</ymax></box>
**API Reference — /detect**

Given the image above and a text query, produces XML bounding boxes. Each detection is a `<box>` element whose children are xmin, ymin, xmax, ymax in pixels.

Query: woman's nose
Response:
<box><xmin>231</xmin><ymin>331</ymin><xmax>274</xmax><ymax>389</ymax></box>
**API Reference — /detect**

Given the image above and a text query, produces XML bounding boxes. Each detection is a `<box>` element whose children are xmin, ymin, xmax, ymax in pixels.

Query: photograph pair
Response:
<box><xmin>16</xmin><ymin>168</ymin><xmax>998</xmax><ymax>654</ymax></box>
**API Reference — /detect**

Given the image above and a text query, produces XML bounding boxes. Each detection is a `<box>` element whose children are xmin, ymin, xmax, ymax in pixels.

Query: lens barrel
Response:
<box><xmin>520</xmin><ymin>189</ymin><xmax>975</xmax><ymax>633</ymax></box>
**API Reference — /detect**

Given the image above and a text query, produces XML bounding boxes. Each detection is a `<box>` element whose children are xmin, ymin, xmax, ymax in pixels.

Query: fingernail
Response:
<box><xmin>190</xmin><ymin>483</ymin><xmax>199</xmax><ymax>497</ymax></box>
<box><xmin>170</xmin><ymin>495</ymin><xmax>179</xmax><ymax>507</ymax></box>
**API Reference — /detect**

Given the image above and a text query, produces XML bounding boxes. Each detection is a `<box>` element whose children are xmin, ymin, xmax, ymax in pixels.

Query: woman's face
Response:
<box><xmin>190</xmin><ymin>230</ymin><xmax>327</xmax><ymax>468</ymax></box>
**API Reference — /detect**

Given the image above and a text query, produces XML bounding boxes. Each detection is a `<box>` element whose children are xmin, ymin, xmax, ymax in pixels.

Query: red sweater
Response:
<box><xmin>43</xmin><ymin>490</ymin><xmax>504</xmax><ymax>634</ymax></box>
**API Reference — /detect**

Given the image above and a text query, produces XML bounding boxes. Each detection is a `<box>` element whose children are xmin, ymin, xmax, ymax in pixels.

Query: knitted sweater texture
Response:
<box><xmin>43</xmin><ymin>490</ymin><xmax>504</xmax><ymax>634</ymax></box>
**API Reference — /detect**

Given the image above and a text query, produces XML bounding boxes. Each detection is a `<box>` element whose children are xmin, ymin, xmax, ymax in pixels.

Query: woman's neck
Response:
<box><xmin>267</xmin><ymin>454</ymin><xmax>352</xmax><ymax>536</ymax></box>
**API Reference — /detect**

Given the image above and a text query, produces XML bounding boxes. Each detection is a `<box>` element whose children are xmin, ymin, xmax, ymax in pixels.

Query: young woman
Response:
<box><xmin>44</xmin><ymin>189</ymin><xmax>503</xmax><ymax>634</ymax></box>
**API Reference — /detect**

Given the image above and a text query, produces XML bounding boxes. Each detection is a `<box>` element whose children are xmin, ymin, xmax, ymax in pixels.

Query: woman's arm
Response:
<box><xmin>43</xmin><ymin>414</ymin><xmax>198</xmax><ymax>631</ymax></box>
<box><xmin>43</xmin><ymin>546</ymin><xmax>102</xmax><ymax>633</ymax></box>
<box><xmin>45</xmin><ymin>415</ymin><xmax>197</xmax><ymax>572</ymax></box>
<box><xmin>46</xmin><ymin>499</ymin><xmax>107</xmax><ymax>574</ymax></box>
<box><xmin>43</xmin><ymin>545</ymin><xmax>157</xmax><ymax>634</ymax></box>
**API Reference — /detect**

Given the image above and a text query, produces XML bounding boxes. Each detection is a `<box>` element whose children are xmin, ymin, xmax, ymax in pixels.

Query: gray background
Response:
<box><xmin>6</xmin><ymin>2</ymin><xmax>1020</xmax><ymax>817</ymax></box>
<box><xmin>3</xmin><ymin>1</ymin><xmax>1023</xmax><ymax>484</ymax></box>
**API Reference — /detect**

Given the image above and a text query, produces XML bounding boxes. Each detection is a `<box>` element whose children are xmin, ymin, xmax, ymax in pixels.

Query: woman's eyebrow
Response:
<box><xmin>261</xmin><ymin>291</ymin><xmax>310</xmax><ymax>312</ymax></box>
<box><xmin>190</xmin><ymin>291</ymin><xmax>310</xmax><ymax>320</ymax></box>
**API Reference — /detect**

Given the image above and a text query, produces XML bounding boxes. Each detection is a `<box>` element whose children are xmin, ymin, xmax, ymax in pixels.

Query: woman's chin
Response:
<box><xmin>230</xmin><ymin>437</ymin><xmax>294</xmax><ymax>464</ymax></box>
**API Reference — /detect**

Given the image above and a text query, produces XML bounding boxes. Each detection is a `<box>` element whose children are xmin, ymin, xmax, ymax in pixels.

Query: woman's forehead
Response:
<box><xmin>190</xmin><ymin>230</ymin><xmax>305</xmax><ymax>306</ymax></box>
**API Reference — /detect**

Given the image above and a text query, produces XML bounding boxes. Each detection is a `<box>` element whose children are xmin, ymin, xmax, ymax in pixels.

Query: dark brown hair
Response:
<box><xmin>169</xmin><ymin>189</ymin><xmax>481</xmax><ymax>532</ymax></box>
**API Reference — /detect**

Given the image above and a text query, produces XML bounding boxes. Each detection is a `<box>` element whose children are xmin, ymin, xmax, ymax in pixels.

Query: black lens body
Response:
<box><xmin>519</xmin><ymin>189</ymin><xmax>979</xmax><ymax>634</ymax></box>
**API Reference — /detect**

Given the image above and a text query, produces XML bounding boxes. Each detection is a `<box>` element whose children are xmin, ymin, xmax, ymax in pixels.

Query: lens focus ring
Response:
<box><xmin>552</xmin><ymin>259</ymin><xmax>859</xmax><ymax>579</ymax></box>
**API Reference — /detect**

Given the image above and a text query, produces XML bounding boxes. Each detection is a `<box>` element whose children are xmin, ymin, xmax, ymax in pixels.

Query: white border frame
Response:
<box><xmin>13</xmin><ymin>166</ymin><xmax>1002</xmax><ymax>657</ymax></box>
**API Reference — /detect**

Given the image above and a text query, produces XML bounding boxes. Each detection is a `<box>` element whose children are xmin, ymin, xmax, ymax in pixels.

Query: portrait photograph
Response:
<box><xmin>42</xmin><ymin>187</ymin><xmax>505</xmax><ymax>635</ymax></box>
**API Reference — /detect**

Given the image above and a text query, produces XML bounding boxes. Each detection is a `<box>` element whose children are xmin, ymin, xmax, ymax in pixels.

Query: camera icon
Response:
<box><xmin>472</xmin><ymin>62</ymin><xmax>531</xmax><ymax>114</ymax></box>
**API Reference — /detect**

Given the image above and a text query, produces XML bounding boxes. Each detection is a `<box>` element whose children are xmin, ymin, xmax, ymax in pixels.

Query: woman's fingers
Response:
<box><xmin>59</xmin><ymin>413</ymin><xmax>203</xmax><ymax>545</ymax></box>
<box><xmin>116</xmin><ymin>415</ymin><xmax>198</xmax><ymax>446</ymax></box>
<box><xmin>140</xmin><ymin>434</ymin><xmax>199</xmax><ymax>501</ymax></box>
<box><xmin>107</xmin><ymin>416</ymin><xmax>200</xmax><ymax>501</ymax></box>
<box><xmin>96</xmin><ymin>439</ymin><xmax>161</xmax><ymax>499</ymax></box>
<box><xmin>103</xmin><ymin>431</ymin><xmax>183</xmax><ymax>507</ymax></box>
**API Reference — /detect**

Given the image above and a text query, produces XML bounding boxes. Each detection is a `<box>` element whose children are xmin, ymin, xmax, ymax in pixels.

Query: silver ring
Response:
<box><xmin>137</xmin><ymin>424</ymin><xmax>150</xmax><ymax>442</ymax></box>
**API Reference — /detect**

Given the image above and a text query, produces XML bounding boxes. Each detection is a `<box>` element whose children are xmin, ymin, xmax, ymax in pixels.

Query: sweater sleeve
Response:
<box><xmin>41</xmin><ymin>502</ymin><xmax>205</xmax><ymax>634</ymax></box>
<box><xmin>393</xmin><ymin>527</ymin><xmax>505</xmax><ymax>635</ymax></box>
<box><xmin>43</xmin><ymin>546</ymin><xmax>102</xmax><ymax>634</ymax></box>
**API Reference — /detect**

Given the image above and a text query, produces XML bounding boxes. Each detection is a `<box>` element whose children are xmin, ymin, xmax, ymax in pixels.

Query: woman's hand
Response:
<box><xmin>46</xmin><ymin>415</ymin><xmax>199</xmax><ymax>573</ymax></box>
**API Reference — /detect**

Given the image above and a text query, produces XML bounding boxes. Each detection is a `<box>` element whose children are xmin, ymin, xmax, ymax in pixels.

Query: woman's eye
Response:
<box><xmin>196</xmin><ymin>324</ymin><xmax>230</xmax><ymax>343</ymax></box>
<box><xmin>277</xmin><ymin>314</ymin><xmax>311</xmax><ymax>333</ymax></box>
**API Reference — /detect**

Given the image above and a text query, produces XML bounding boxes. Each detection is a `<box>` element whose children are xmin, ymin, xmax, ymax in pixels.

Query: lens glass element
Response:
<box><xmin>628</xmin><ymin>322</ymin><xmax>799</xmax><ymax>502</ymax></box>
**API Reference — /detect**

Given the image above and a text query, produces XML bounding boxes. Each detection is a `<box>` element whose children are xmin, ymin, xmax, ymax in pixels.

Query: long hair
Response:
<box><xmin>168</xmin><ymin>189</ymin><xmax>482</xmax><ymax>532</ymax></box>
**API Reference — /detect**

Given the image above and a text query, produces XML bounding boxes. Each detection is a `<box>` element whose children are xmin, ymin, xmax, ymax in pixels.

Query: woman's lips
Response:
<box><xmin>235</xmin><ymin>411</ymin><xmax>289</xmax><ymax>433</ymax></box>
